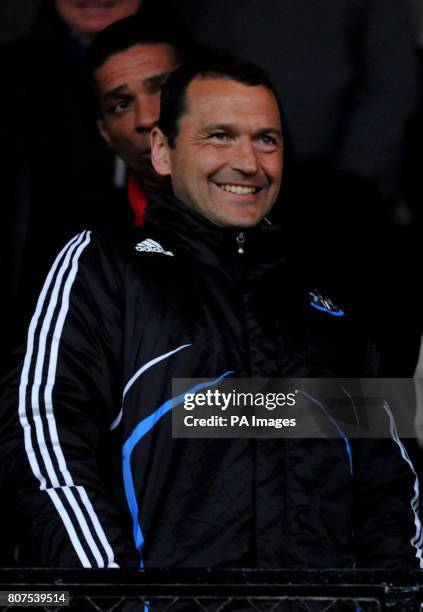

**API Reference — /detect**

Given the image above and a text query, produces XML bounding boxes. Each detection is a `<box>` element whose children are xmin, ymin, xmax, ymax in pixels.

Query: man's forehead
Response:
<box><xmin>95</xmin><ymin>43</ymin><xmax>179</xmax><ymax>93</ymax></box>
<box><xmin>184</xmin><ymin>77</ymin><xmax>281</xmax><ymax>127</ymax></box>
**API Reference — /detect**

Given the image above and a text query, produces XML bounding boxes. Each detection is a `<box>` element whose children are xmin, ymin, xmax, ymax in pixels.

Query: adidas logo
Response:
<box><xmin>135</xmin><ymin>239</ymin><xmax>174</xmax><ymax>257</ymax></box>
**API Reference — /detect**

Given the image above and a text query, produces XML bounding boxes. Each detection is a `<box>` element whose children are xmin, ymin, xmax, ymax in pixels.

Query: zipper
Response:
<box><xmin>236</xmin><ymin>231</ymin><xmax>245</xmax><ymax>255</ymax></box>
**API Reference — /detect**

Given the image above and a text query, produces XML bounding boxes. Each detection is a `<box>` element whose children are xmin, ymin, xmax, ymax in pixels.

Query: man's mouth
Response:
<box><xmin>74</xmin><ymin>1</ymin><xmax>117</xmax><ymax>8</ymax></box>
<box><xmin>216</xmin><ymin>183</ymin><xmax>262</xmax><ymax>195</ymax></box>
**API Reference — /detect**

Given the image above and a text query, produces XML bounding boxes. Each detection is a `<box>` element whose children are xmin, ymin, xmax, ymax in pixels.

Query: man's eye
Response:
<box><xmin>108</xmin><ymin>100</ymin><xmax>131</xmax><ymax>115</ymax></box>
<box><xmin>209</xmin><ymin>132</ymin><xmax>230</xmax><ymax>142</ymax></box>
<box><xmin>259</xmin><ymin>135</ymin><xmax>277</xmax><ymax>146</ymax></box>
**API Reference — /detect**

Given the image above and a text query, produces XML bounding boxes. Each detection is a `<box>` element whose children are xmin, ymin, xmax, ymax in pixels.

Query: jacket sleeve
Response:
<box><xmin>0</xmin><ymin>230</ymin><xmax>139</xmax><ymax>568</ymax></box>
<box><xmin>351</xmin><ymin>340</ymin><xmax>422</xmax><ymax>569</ymax></box>
<box><xmin>353</xmin><ymin>413</ymin><xmax>423</xmax><ymax>569</ymax></box>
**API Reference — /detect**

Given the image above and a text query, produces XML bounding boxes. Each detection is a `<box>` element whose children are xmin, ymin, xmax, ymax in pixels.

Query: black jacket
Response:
<box><xmin>0</xmin><ymin>189</ymin><xmax>420</xmax><ymax>569</ymax></box>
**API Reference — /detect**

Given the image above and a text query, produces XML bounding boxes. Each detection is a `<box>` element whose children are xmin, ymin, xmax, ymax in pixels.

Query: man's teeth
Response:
<box><xmin>219</xmin><ymin>184</ymin><xmax>258</xmax><ymax>195</ymax></box>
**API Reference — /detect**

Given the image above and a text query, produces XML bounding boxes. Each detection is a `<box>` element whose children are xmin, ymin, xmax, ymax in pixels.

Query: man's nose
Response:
<box><xmin>231</xmin><ymin>138</ymin><xmax>259</xmax><ymax>174</ymax></box>
<box><xmin>134</xmin><ymin>95</ymin><xmax>159</xmax><ymax>132</ymax></box>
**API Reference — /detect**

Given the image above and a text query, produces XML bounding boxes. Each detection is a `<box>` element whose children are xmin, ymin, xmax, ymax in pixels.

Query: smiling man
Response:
<box><xmin>0</xmin><ymin>53</ymin><xmax>421</xmax><ymax>572</ymax></box>
<box><xmin>151</xmin><ymin>75</ymin><xmax>283</xmax><ymax>227</ymax></box>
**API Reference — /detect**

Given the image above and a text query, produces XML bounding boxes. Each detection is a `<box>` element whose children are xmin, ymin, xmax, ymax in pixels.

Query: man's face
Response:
<box><xmin>151</xmin><ymin>77</ymin><xmax>283</xmax><ymax>227</ymax></box>
<box><xmin>95</xmin><ymin>43</ymin><xmax>181</xmax><ymax>185</ymax></box>
<box><xmin>55</xmin><ymin>0</ymin><xmax>142</xmax><ymax>37</ymax></box>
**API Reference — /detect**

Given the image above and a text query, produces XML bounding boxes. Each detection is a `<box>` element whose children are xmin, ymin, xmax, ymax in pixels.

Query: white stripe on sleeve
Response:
<box><xmin>18</xmin><ymin>231</ymin><xmax>118</xmax><ymax>568</ymax></box>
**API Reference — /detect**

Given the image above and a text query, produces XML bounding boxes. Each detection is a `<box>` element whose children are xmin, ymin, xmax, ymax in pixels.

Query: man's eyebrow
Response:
<box><xmin>256</xmin><ymin>127</ymin><xmax>283</xmax><ymax>138</ymax></box>
<box><xmin>203</xmin><ymin>123</ymin><xmax>283</xmax><ymax>138</ymax></box>
<box><xmin>101</xmin><ymin>72</ymin><xmax>171</xmax><ymax>102</ymax></box>
<box><xmin>143</xmin><ymin>71</ymin><xmax>172</xmax><ymax>88</ymax></box>
<box><xmin>203</xmin><ymin>123</ymin><xmax>236</xmax><ymax>132</ymax></box>
<box><xmin>102</xmin><ymin>85</ymin><xmax>131</xmax><ymax>102</ymax></box>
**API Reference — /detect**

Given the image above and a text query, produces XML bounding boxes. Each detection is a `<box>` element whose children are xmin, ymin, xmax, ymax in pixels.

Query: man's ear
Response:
<box><xmin>97</xmin><ymin>118</ymin><xmax>113</xmax><ymax>147</ymax></box>
<box><xmin>150</xmin><ymin>127</ymin><xmax>171</xmax><ymax>176</ymax></box>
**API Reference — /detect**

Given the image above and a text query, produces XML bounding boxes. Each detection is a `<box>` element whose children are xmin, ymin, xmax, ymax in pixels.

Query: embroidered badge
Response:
<box><xmin>309</xmin><ymin>290</ymin><xmax>344</xmax><ymax>317</ymax></box>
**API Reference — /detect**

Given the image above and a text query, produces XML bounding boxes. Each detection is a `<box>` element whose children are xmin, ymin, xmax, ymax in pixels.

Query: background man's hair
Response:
<box><xmin>84</xmin><ymin>8</ymin><xmax>194</xmax><ymax>113</ymax></box>
<box><xmin>158</xmin><ymin>48</ymin><xmax>284</xmax><ymax>148</ymax></box>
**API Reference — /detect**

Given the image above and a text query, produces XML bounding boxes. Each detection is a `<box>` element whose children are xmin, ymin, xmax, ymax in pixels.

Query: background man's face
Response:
<box><xmin>153</xmin><ymin>77</ymin><xmax>283</xmax><ymax>228</ymax></box>
<box><xmin>54</xmin><ymin>0</ymin><xmax>143</xmax><ymax>37</ymax></box>
<box><xmin>95</xmin><ymin>43</ymin><xmax>180</xmax><ymax>185</ymax></box>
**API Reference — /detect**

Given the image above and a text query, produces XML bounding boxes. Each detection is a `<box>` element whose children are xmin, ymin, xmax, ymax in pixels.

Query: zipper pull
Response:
<box><xmin>236</xmin><ymin>231</ymin><xmax>245</xmax><ymax>255</ymax></box>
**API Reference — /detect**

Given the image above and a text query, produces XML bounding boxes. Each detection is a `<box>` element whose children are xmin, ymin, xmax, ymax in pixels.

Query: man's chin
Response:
<box><xmin>213</xmin><ymin>208</ymin><xmax>267</xmax><ymax>229</ymax></box>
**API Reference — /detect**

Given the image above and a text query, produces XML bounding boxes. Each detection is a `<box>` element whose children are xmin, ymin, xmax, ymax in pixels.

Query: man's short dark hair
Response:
<box><xmin>84</xmin><ymin>9</ymin><xmax>194</xmax><ymax>112</ymax></box>
<box><xmin>158</xmin><ymin>50</ymin><xmax>284</xmax><ymax>148</ymax></box>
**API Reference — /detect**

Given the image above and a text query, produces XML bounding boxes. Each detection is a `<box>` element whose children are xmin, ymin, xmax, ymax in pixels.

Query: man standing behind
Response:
<box><xmin>85</xmin><ymin>14</ymin><xmax>189</xmax><ymax>226</ymax></box>
<box><xmin>0</xmin><ymin>54</ymin><xmax>420</xmax><ymax>570</ymax></box>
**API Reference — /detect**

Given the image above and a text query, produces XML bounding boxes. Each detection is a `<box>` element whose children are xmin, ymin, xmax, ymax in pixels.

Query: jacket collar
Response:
<box><xmin>142</xmin><ymin>188</ymin><xmax>286</xmax><ymax>269</ymax></box>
